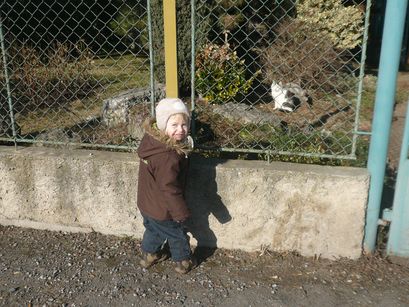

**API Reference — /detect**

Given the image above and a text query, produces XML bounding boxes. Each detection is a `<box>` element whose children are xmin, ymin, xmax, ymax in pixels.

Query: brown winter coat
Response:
<box><xmin>137</xmin><ymin>119</ymin><xmax>192</xmax><ymax>222</ymax></box>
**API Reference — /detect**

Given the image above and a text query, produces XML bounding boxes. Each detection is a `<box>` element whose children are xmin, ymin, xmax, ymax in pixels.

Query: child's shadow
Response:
<box><xmin>186</xmin><ymin>156</ymin><xmax>231</xmax><ymax>265</ymax></box>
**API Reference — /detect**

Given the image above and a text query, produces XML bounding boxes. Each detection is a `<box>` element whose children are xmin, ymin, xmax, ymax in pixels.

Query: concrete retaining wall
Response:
<box><xmin>0</xmin><ymin>146</ymin><xmax>369</xmax><ymax>259</ymax></box>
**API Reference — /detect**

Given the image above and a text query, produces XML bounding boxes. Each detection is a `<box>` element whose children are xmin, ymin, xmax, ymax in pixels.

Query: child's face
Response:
<box><xmin>165</xmin><ymin>113</ymin><xmax>189</xmax><ymax>141</ymax></box>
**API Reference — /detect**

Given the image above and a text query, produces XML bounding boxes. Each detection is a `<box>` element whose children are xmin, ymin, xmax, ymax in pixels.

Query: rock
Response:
<box><xmin>35</xmin><ymin>128</ymin><xmax>81</xmax><ymax>146</ymax></box>
<box><xmin>102</xmin><ymin>84</ymin><xmax>165</xmax><ymax>128</ymax></box>
<box><xmin>212</xmin><ymin>102</ymin><xmax>283</xmax><ymax>128</ymax></box>
<box><xmin>9</xmin><ymin>287</ymin><xmax>19</xmax><ymax>293</ymax></box>
<box><xmin>127</xmin><ymin>107</ymin><xmax>147</xmax><ymax>140</ymax></box>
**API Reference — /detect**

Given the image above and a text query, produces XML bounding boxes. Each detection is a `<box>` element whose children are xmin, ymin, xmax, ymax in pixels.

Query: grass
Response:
<box><xmin>358</xmin><ymin>72</ymin><xmax>409</xmax><ymax>130</ymax></box>
<box><xmin>90</xmin><ymin>54</ymin><xmax>150</xmax><ymax>96</ymax></box>
<box><xmin>396</xmin><ymin>87</ymin><xmax>409</xmax><ymax>105</ymax></box>
<box><xmin>16</xmin><ymin>54</ymin><xmax>151</xmax><ymax>137</ymax></box>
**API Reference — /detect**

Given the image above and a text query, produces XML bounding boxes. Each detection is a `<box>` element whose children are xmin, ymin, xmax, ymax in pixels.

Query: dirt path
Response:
<box><xmin>389</xmin><ymin>102</ymin><xmax>407</xmax><ymax>170</ymax></box>
<box><xmin>388</xmin><ymin>72</ymin><xmax>409</xmax><ymax>171</ymax></box>
<box><xmin>1</xmin><ymin>225</ymin><xmax>409</xmax><ymax>306</ymax></box>
<box><xmin>382</xmin><ymin>72</ymin><xmax>409</xmax><ymax>209</ymax></box>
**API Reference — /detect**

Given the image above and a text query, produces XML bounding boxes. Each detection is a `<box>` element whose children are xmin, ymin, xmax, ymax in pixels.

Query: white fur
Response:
<box><xmin>271</xmin><ymin>81</ymin><xmax>309</xmax><ymax>112</ymax></box>
<box><xmin>284</xmin><ymin>82</ymin><xmax>309</xmax><ymax>105</ymax></box>
<box><xmin>271</xmin><ymin>81</ymin><xmax>294</xmax><ymax>112</ymax></box>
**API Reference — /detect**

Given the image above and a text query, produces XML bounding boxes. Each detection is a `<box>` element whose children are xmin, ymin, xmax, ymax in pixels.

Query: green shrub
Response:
<box><xmin>296</xmin><ymin>0</ymin><xmax>364</xmax><ymax>50</ymax></box>
<box><xmin>195</xmin><ymin>42</ymin><xmax>259</xmax><ymax>104</ymax></box>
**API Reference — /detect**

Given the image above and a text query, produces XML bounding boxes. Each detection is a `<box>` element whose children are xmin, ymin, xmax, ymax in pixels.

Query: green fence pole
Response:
<box><xmin>0</xmin><ymin>18</ymin><xmax>17</xmax><ymax>146</ymax></box>
<box><xmin>191</xmin><ymin>0</ymin><xmax>196</xmax><ymax>138</ymax></box>
<box><xmin>147</xmin><ymin>0</ymin><xmax>155</xmax><ymax>116</ymax></box>
<box><xmin>364</xmin><ymin>0</ymin><xmax>409</xmax><ymax>253</ymax></box>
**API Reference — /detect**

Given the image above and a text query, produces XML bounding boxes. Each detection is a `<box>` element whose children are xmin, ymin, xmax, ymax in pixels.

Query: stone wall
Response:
<box><xmin>0</xmin><ymin>146</ymin><xmax>369</xmax><ymax>259</ymax></box>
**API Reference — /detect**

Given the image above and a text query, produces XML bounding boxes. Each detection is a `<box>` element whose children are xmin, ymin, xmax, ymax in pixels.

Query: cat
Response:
<box><xmin>271</xmin><ymin>81</ymin><xmax>310</xmax><ymax>112</ymax></box>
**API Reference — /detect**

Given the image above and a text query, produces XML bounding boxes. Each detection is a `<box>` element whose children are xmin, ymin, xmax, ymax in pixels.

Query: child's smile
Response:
<box><xmin>165</xmin><ymin>114</ymin><xmax>189</xmax><ymax>141</ymax></box>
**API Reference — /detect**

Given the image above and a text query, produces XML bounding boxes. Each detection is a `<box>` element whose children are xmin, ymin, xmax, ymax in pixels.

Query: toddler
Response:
<box><xmin>137</xmin><ymin>98</ymin><xmax>195</xmax><ymax>274</ymax></box>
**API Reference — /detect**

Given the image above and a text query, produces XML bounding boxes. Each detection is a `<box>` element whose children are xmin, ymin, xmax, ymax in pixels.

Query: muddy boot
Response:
<box><xmin>139</xmin><ymin>251</ymin><xmax>169</xmax><ymax>269</ymax></box>
<box><xmin>174</xmin><ymin>258</ymin><xmax>196</xmax><ymax>274</ymax></box>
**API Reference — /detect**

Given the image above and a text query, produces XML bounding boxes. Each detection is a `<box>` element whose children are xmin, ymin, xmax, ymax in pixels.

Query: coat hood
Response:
<box><xmin>137</xmin><ymin>118</ymin><xmax>193</xmax><ymax>159</ymax></box>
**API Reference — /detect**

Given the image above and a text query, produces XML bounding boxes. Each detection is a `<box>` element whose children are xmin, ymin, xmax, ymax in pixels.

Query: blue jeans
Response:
<box><xmin>141</xmin><ymin>214</ymin><xmax>191</xmax><ymax>262</ymax></box>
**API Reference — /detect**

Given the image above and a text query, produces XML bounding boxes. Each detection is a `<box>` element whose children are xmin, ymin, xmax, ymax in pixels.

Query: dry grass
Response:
<box><xmin>15</xmin><ymin>54</ymin><xmax>150</xmax><ymax>137</ymax></box>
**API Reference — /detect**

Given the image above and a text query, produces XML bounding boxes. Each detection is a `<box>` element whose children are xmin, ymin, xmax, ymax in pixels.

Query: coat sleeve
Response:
<box><xmin>153</xmin><ymin>153</ymin><xmax>190</xmax><ymax>221</ymax></box>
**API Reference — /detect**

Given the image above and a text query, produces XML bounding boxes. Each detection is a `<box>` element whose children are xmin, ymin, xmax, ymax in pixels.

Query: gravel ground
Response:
<box><xmin>1</xmin><ymin>225</ymin><xmax>409</xmax><ymax>307</ymax></box>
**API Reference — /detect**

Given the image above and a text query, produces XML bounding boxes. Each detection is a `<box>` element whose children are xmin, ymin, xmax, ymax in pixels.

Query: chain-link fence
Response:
<box><xmin>1</xmin><ymin>0</ymin><xmax>372</xmax><ymax>160</ymax></box>
<box><xmin>1</xmin><ymin>0</ymin><xmax>155</xmax><ymax>150</ymax></box>
<box><xmin>191</xmin><ymin>0</ymin><xmax>371</xmax><ymax>160</ymax></box>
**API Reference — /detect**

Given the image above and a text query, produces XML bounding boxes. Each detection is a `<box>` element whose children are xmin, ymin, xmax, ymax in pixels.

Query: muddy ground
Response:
<box><xmin>1</xmin><ymin>225</ymin><xmax>408</xmax><ymax>307</ymax></box>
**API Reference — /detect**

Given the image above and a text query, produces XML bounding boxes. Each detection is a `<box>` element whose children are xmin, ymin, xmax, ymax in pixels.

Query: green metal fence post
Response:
<box><xmin>191</xmin><ymin>0</ymin><xmax>196</xmax><ymax>138</ymax></box>
<box><xmin>364</xmin><ymin>0</ymin><xmax>409</xmax><ymax>253</ymax></box>
<box><xmin>147</xmin><ymin>0</ymin><xmax>155</xmax><ymax>116</ymax></box>
<box><xmin>0</xmin><ymin>17</ymin><xmax>17</xmax><ymax>146</ymax></box>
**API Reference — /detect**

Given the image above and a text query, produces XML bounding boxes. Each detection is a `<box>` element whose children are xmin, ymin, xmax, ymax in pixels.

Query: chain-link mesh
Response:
<box><xmin>1</xmin><ymin>0</ymin><xmax>153</xmax><ymax>149</ymax></box>
<box><xmin>192</xmin><ymin>0</ymin><xmax>370</xmax><ymax>159</ymax></box>
<box><xmin>1</xmin><ymin>0</ymin><xmax>372</xmax><ymax>159</ymax></box>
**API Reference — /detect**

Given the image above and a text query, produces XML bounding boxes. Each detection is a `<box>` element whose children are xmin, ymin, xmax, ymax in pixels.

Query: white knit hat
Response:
<box><xmin>155</xmin><ymin>98</ymin><xmax>190</xmax><ymax>131</ymax></box>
